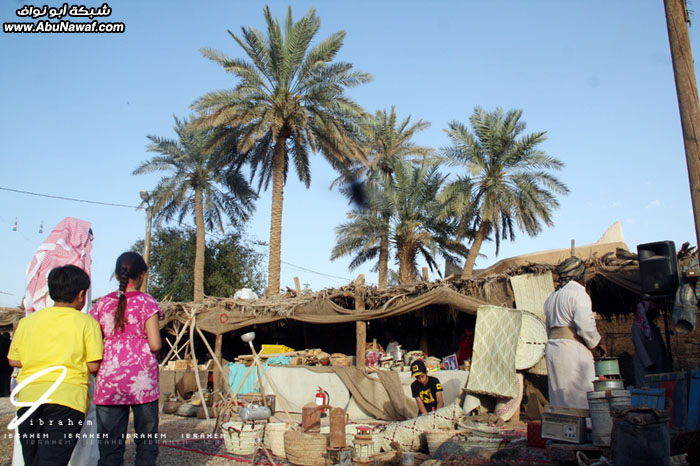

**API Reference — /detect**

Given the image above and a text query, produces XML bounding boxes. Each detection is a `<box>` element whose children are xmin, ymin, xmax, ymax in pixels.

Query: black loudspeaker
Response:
<box><xmin>637</xmin><ymin>241</ymin><xmax>679</xmax><ymax>299</ymax></box>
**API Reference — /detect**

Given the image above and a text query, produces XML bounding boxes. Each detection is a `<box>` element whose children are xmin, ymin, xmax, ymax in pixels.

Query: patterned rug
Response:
<box><xmin>466</xmin><ymin>306</ymin><xmax>522</xmax><ymax>398</ymax></box>
<box><xmin>160</xmin><ymin>438</ymin><xmax>284</xmax><ymax>465</ymax></box>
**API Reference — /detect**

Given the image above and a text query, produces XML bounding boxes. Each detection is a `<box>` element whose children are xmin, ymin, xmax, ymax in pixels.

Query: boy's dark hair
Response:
<box><xmin>48</xmin><ymin>265</ymin><xmax>90</xmax><ymax>303</ymax></box>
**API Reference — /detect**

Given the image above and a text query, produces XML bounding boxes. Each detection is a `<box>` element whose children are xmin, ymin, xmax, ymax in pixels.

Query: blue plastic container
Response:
<box><xmin>630</xmin><ymin>387</ymin><xmax>666</xmax><ymax>410</ymax></box>
<box><xmin>687</xmin><ymin>369</ymin><xmax>700</xmax><ymax>431</ymax></box>
<box><xmin>644</xmin><ymin>371</ymin><xmax>688</xmax><ymax>428</ymax></box>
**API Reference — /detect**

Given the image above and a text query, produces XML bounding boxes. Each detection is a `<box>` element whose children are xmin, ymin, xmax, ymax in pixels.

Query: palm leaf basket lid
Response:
<box><xmin>284</xmin><ymin>430</ymin><xmax>328</xmax><ymax>466</ymax></box>
<box><xmin>222</xmin><ymin>421</ymin><xmax>265</xmax><ymax>456</ymax></box>
<box><xmin>515</xmin><ymin>311</ymin><xmax>547</xmax><ymax>370</ymax></box>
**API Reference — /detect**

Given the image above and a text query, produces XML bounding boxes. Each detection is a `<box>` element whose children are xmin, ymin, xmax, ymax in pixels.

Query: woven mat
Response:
<box><xmin>509</xmin><ymin>272</ymin><xmax>554</xmax><ymax>376</ymax></box>
<box><xmin>160</xmin><ymin>438</ymin><xmax>284</xmax><ymax>465</ymax></box>
<box><xmin>466</xmin><ymin>306</ymin><xmax>522</xmax><ymax>398</ymax></box>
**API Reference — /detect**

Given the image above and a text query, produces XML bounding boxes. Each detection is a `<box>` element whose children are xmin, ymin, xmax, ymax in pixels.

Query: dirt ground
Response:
<box><xmin>0</xmin><ymin>397</ymin><xmax>261</xmax><ymax>466</ymax></box>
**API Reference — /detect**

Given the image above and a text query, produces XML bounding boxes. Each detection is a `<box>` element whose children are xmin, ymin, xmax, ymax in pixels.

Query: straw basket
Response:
<box><xmin>263</xmin><ymin>422</ymin><xmax>289</xmax><ymax>458</ymax></box>
<box><xmin>222</xmin><ymin>421</ymin><xmax>265</xmax><ymax>455</ymax></box>
<box><xmin>330</xmin><ymin>353</ymin><xmax>352</xmax><ymax>367</ymax></box>
<box><xmin>462</xmin><ymin>436</ymin><xmax>504</xmax><ymax>452</ymax></box>
<box><xmin>284</xmin><ymin>430</ymin><xmax>328</xmax><ymax>466</ymax></box>
<box><xmin>424</xmin><ymin>429</ymin><xmax>459</xmax><ymax>455</ymax></box>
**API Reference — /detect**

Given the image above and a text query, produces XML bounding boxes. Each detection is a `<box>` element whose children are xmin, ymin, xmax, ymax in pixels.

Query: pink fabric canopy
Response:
<box><xmin>23</xmin><ymin>217</ymin><xmax>93</xmax><ymax>314</ymax></box>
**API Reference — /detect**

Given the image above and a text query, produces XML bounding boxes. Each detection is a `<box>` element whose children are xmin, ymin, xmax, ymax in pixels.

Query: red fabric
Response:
<box><xmin>457</xmin><ymin>334</ymin><xmax>474</xmax><ymax>364</ymax></box>
<box><xmin>23</xmin><ymin>217</ymin><xmax>93</xmax><ymax>314</ymax></box>
<box><xmin>527</xmin><ymin>421</ymin><xmax>547</xmax><ymax>448</ymax></box>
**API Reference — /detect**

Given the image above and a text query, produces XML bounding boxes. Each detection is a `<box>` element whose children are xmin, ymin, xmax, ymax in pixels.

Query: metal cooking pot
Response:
<box><xmin>593</xmin><ymin>379</ymin><xmax>625</xmax><ymax>391</ymax></box>
<box><xmin>594</xmin><ymin>357</ymin><xmax>620</xmax><ymax>377</ymax></box>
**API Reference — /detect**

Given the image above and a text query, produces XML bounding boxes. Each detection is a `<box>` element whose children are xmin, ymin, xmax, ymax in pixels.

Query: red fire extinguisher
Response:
<box><xmin>315</xmin><ymin>386</ymin><xmax>330</xmax><ymax>417</ymax></box>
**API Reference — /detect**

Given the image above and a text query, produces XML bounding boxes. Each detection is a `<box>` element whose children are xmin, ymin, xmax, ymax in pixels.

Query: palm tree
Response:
<box><xmin>334</xmin><ymin>107</ymin><xmax>431</xmax><ymax>288</ymax></box>
<box><xmin>193</xmin><ymin>6</ymin><xmax>371</xmax><ymax>294</ymax></box>
<box><xmin>332</xmin><ymin>160</ymin><xmax>466</xmax><ymax>285</ymax></box>
<box><xmin>134</xmin><ymin>115</ymin><xmax>256</xmax><ymax>302</ymax></box>
<box><xmin>442</xmin><ymin>107</ymin><xmax>569</xmax><ymax>279</ymax></box>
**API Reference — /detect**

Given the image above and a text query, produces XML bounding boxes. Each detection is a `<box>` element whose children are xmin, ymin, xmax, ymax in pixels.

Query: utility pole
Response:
<box><xmin>664</xmin><ymin>0</ymin><xmax>700</xmax><ymax>249</ymax></box>
<box><xmin>139</xmin><ymin>191</ymin><xmax>153</xmax><ymax>293</ymax></box>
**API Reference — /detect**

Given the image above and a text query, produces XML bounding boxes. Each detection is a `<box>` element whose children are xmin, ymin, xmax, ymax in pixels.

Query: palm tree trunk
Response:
<box><xmin>398</xmin><ymin>245</ymin><xmax>414</xmax><ymax>285</ymax></box>
<box><xmin>378</xmin><ymin>235</ymin><xmax>389</xmax><ymax>289</ymax></box>
<box><xmin>461</xmin><ymin>220</ymin><xmax>491</xmax><ymax>279</ymax></box>
<box><xmin>378</xmin><ymin>213</ymin><xmax>389</xmax><ymax>289</ymax></box>
<box><xmin>194</xmin><ymin>186</ymin><xmax>206</xmax><ymax>302</ymax></box>
<box><xmin>268</xmin><ymin>136</ymin><xmax>287</xmax><ymax>295</ymax></box>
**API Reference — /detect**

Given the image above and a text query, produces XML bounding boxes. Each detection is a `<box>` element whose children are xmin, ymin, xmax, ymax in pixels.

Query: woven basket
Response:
<box><xmin>263</xmin><ymin>422</ymin><xmax>289</xmax><ymax>458</ymax></box>
<box><xmin>330</xmin><ymin>353</ymin><xmax>352</xmax><ymax>367</ymax></box>
<box><xmin>222</xmin><ymin>421</ymin><xmax>265</xmax><ymax>455</ymax></box>
<box><xmin>462</xmin><ymin>436</ymin><xmax>504</xmax><ymax>452</ymax></box>
<box><xmin>284</xmin><ymin>430</ymin><xmax>328</xmax><ymax>466</ymax></box>
<box><xmin>424</xmin><ymin>429</ymin><xmax>459</xmax><ymax>455</ymax></box>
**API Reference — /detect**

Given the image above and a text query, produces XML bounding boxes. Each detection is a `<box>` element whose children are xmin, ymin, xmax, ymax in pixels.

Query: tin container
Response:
<box><xmin>594</xmin><ymin>357</ymin><xmax>620</xmax><ymax>377</ymax></box>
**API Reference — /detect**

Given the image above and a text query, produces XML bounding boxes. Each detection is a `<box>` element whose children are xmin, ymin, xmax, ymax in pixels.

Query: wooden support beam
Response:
<box><xmin>422</xmin><ymin>267</ymin><xmax>429</xmax><ymax>282</ymax></box>
<box><xmin>213</xmin><ymin>334</ymin><xmax>223</xmax><ymax>391</ymax></box>
<box><xmin>571</xmin><ymin>240</ymin><xmax>576</xmax><ymax>257</ymax></box>
<box><xmin>355</xmin><ymin>274</ymin><xmax>366</xmax><ymax>369</ymax></box>
<box><xmin>294</xmin><ymin>276</ymin><xmax>301</xmax><ymax>295</ymax></box>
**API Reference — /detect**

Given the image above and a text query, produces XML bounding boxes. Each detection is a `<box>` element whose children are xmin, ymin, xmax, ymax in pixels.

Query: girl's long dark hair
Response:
<box><xmin>114</xmin><ymin>252</ymin><xmax>148</xmax><ymax>332</ymax></box>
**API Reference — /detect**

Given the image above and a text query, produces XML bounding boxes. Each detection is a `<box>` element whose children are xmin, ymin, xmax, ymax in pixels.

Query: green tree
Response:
<box><xmin>133</xmin><ymin>227</ymin><xmax>265</xmax><ymax>301</ymax></box>
<box><xmin>334</xmin><ymin>107</ymin><xmax>431</xmax><ymax>288</ymax></box>
<box><xmin>332</xmin><ymin>160</ymin><xmax>466</xmax><ymax>285</ymax></box>
<box><xmin>442</xmin><ymin>107</ymin><xmax>569</xmax><ymax>278</ymax></box>
<box><xmin>193</xmin><ymin>6</ymin><xmax>371</xmax><ymax>294</ymax></box>
<box><xmin>134</xmin><ymin>116</ymin><xmax>256</xmax><ymax>302</ymax></box>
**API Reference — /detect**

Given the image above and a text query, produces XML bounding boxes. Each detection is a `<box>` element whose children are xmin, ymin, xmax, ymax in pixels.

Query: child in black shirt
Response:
<box><xmin>410</xmin><ymin>359</ymin><xmax>443</xmax><ymax>415</ymax></box>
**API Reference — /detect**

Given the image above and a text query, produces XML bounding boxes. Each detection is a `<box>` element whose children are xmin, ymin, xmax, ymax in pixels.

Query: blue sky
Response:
<box><xmin>1</xmin><ymin>0</ymin><xmax>697</xmax><ymax>307</ymax></box>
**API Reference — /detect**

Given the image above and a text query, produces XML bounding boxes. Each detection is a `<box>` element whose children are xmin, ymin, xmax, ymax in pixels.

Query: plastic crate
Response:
<box><xmin>630</xmin><ymin>387</ymin><xmax>666</xmax><ymax>409</ymax></box>
<box><xmin>687</xmin><ymin>369</ymin><xmax>700</xmax><ymax>430</ymax></box>
<box><xmin>260</xmin><ymin>344</ymin><xmax>295</xmax><ymax>354</ymax></box>
<box><xmin>644</xmin><ymin>371</ymin><xmax>688</xmax><ymax>428</ymax></box>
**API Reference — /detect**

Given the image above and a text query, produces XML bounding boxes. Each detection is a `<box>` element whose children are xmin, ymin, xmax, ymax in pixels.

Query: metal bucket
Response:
<box><xmin>587</xmin><ymin>390</ymin><xmax>631</xmax><ymax>446</ymax></box>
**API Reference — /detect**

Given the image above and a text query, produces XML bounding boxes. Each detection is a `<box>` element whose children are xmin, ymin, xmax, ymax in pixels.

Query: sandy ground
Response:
<box><xmin>0</xmin><ymin>397</ymin><xmax>269</xmax><ymax>466</ymax></box>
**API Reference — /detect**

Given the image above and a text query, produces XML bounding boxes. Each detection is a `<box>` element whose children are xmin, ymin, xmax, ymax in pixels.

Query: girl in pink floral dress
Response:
<box><xmin>90</xmin><ymin>252</ymin><xmax>162</xmax><ymax>466</ymax></box>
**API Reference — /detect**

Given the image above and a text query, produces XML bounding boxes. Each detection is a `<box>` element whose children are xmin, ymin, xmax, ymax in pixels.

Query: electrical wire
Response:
<box><xmin>280</xmin><ymin>260</ymin><xmax>351</xmax><ymax>282</ymax></box>
<box><xmin>0</xmin><ymin>186</ymin><xmax>138</xmax><ymax>209</ymax></box>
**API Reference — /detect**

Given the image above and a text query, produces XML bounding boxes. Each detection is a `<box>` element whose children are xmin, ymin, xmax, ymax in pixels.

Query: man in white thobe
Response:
<box><xmin>544</xmin><ymin>256</ymin><xmax>606</xmax><ymax>410</ymax></box>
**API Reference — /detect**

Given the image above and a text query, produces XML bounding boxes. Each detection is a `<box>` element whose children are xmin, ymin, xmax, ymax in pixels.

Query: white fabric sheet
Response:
<box><xmin>259</xmin><ymin>366</ymin><xmax>468</xmax><ymax>419</ymax></box>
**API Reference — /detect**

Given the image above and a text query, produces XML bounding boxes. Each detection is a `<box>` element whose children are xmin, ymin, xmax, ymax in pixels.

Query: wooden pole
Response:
<box><xmin>160</xmin><ymin>312</ymin><xmax>195</xmax><ymax>369</ymax></box>
<box><xmin>664</xmin><ymin>0</ymin><xmax>700</xmax><ymax>249</ymax></box>
<box><xmin>570</xmin><ymin>240</ymin><xmax>575</xmax><ymax>257</ymax></box>
<box><xmin>421</xmin><ymin>267</ymin><xmax>429</xmax><ymax>282</ymax></box>
<box><xmin>355</xmin><ymin>274</ymin><xmax>366</xmax><ymax>369</ymax></box>
<box><xmin>294</xmin><ymin>276</ymin><xmax>301</xmax><ymax>295</ymax></box>
<box><xmin>195</xmin><ymin>327</ymin><xmax>232</xmax><ymax>396</ymax></box>
<box><xmin>213</xmin><ymin>334</ymin><xmax>223</xmax><ymax>391</ymax></box>
<box><xmin>189</xmin><ymin>313</ymin><xmax>210</xmax><ymax>424</ymax></box>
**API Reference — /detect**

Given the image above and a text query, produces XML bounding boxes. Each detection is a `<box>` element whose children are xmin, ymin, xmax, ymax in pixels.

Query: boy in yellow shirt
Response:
<box><xmin>8</xmin><ymin>265</ymin><xmax>103</xmax><ymax>466</ymax></box>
